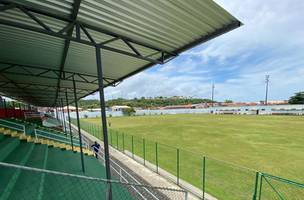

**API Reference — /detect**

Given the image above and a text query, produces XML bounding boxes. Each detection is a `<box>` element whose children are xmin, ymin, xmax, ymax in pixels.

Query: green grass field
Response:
<box><xmin>81</xmin><ymin>114</ymin><xmax>304</xmax><ymax>199</ymax></box>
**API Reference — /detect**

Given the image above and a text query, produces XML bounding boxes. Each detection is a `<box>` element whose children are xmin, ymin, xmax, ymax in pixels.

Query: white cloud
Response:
<box><xmin>88</xmin><ymin>0</ymin><xmax>304</xmax><ymax>102</ymax></box>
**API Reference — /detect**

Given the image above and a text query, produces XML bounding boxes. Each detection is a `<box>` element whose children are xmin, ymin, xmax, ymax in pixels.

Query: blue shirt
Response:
<box><xmin>91</xmin><ymin>143</ymin><xmax>100</xmax><ymax>153</ymax></box>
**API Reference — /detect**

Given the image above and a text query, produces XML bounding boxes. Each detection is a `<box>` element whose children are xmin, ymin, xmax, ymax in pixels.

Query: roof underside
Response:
<box><xmin>0</xmin><ymin>0</ymin><xmax>241</xmax><ymax>107</ymax></box>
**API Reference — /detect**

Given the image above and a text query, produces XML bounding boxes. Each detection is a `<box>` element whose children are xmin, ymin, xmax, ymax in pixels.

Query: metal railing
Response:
<box><xmin>78</xmin><ymin>120</ymin><xmax>304</xmax><ymax>200</ymax></box>
<box><xmin>0</xmin><ymin>162</ymin><xmax>187</xmax><ymax>200</ymax></box>
<box><xmin>34</xmin><ymin>128</ymin><xmax>81</xmax><ymax>147</ymax></box>
<box><xmin>0</xmin><ymin>118</ymin><xmax>25</xmax><ymax>134</ymax></box>
<box><xmin>80</xmin><ymin>132</ymin><xmax>188</xmax><ymax>200</ymax></box>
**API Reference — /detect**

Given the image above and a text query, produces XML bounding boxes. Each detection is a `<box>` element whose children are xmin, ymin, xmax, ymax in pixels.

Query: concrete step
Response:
<box><xmin>0</xmin><ymin>137</ymin><xmax>20</xmax><ymax>162</ymax></box>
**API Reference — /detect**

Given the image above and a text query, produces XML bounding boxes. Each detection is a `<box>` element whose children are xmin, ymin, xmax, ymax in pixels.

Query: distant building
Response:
<box><xmin>161</xmin><ymin>104</ymin><xmax>195</xmax><ymax>109</ymax></box>
<box><xmin>259</xmin><ymin>100</ymin><xmax>288</xmax><ymax>105</ymax></box>
<box><xmin>193</xmin><ymin>103</ymin><xmax>209</xmax><ymax>109</ymax></box>
<box><xmin>89</xmin><ymin>108</ymin><xmax>101</xmax><ymax>112</ymax></box>
<box><xmin>63</xmin><ymin>106</ymin><xmax>83</xmax><ymax>112</ymax></box>
<box><xmin>111</xmin><ymin>105</ymin><xmax>130</xmax><ymax>111</ymax></box>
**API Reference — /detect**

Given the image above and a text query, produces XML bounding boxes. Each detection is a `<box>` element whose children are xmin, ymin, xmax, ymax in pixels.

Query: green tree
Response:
<box><xmin>289</xmin><ymin>92</ymin><xmax>304</xmax><ymax>104</ymax></box>
<box><xmin>122</xmin><ymin>107</ymin><xmax>136</xmax><ymax>116</ymax></box>
<box><xmin>224</xmin><ymin>99</ymin><xmax>233</xmax><ymax>103</ymax></box>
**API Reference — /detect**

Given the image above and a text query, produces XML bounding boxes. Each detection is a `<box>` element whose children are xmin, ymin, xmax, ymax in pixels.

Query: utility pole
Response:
<box><xmin>211</xmin><ymin>83</ymin><xmax>215</xmax><ymax>107</ymax></box>
<box><xmin>265</xmin><ymin>75</ymin><xmax>270</xmax><ymax>105</ymax></box>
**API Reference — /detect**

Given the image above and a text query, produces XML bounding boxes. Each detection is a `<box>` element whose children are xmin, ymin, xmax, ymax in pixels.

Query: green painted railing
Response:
<box><xmin>35</xmin><ymin>129</ymin><xmax>80</xmax><ymax>147</ymax></box>
<box><xmin>0</xmin><ymin>118</ymin><xmax>25</xmax><ymax>134</ymax></box>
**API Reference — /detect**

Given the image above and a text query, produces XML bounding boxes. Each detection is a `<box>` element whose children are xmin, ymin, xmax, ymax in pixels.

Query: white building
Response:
<box><xmin>111</xmin><ymin>105</ymin><xmax>130</xmax><ymax>111</ymax></box>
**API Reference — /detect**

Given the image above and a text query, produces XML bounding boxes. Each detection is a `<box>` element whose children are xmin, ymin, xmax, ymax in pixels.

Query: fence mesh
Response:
<box><xmin>258</xmin><ymin>174</ymin><xmax>304</xmax><ymax>200</ymax></box>
<box><xmin>133</xmin><ymin>136</ymin><xmax>144</xmax><ymax>161</ymax></box>
<box><xmin>0</xmin><ymin>162</ymin><xmax>187</xmax><ymax>200</ymax></box>
<box><xmin>144</xmin><ymin>139</ymin><xmax>157</xmax><ymax>168</ymax></box>
<box><xmin>158</xmin><ymin>143</ymin><xmax>177</xmax><ymax>178</ymax></box>
<box><xmin>179</xmin><ymin>149</ymin><xmax>203</xmax><ymax>190</ymax></box>
<box><xmin>75</xmin><ymin>121</ymin><xmax>304</xmax><ymax>200</ymax></box>
<box><xmin>205</xmin><ymin>157</ymin><xmax>257</xmax><ymax>200</ymax></box>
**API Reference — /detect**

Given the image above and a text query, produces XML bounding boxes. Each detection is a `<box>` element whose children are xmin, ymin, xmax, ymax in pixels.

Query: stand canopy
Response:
<box><xmin>0</xmin><ymin>0</ymin><xmax>241</xmax><ymax>107</ymax></box>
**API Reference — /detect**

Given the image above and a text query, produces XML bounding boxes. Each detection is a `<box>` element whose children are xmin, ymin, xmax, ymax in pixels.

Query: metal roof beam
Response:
<box><xmin>1</xmin><ymin>87</ymin><xmax>86</xmax><ymax>95</ymax></box>
<box><xmin>18</xmin><ymin>6</ymin><xmax>52</xmax><ymax>32</ymax></box>
<box><xmin>0</xmin><ymin>1</ymin><xmax>176</xmax><ymax>64</ymax></box>
<box><xmin>54</xmin><ymin>0</ymin><xmax>82</xmax><ymax>106</ymax></box>
<box><xmin>0</xmin><ymin>81</ymin><xmax>93</xmax><ymax>92</ymax></box>
<box><xmin>0</xmin><ymin>61</ymin><xmax>115</xmax><ymax>84</ymax></box>
<box><xmin>0</xmin><ymin>74</ymin><xmax>38</xmax><ymax>103</ymax></box>
<box><xmin>123</xmin><ymin>39</ymin><xmax>142</xmax><ymax>56</ymax></box>
<box><xmin>0</xmin><ymin>18</ymin><xmax>166</xmax><ymax>64</ymax></box>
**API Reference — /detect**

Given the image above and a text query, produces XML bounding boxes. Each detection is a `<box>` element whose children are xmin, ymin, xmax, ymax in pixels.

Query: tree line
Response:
<box><xmin>78</xmin><ymin>97</ymin><xmax>214</xmax><ymax>109</ymax></box>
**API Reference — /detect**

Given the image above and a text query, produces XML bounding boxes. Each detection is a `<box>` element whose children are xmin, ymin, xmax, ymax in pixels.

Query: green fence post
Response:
<box><xmin>122</xmin><ymin>133</ymin><xmax>125</xmax><ymax>152</ymax></box>
<box><xmin>258</xmin><ymin>174</ymin><xmax>263</xmax><ymax>200</ymax></box>
<box><xmin>100</xmin><ymin>126</ymin><xmax>102</xmax><ymax>140</ymax></box>
<box><xmin>177</xmin><ymin>148</ymin><xmax>180</xmax><ymax>185</ymax></box>
<box><xmin>98</xmin><ymin>125</ymin><xmax>100</xmax><ymax>140</ymax></box>
<box><xmin>156</xmin><ymin>142</ymin><xmax>158</xmax><ymax>173</ymax></box>
<box><xmin>131</xmin><ymin>135</ymin><xmax>134</xmax><ymax>158</ymax></box>
<box><xmin>110</xmin><ymin>130</ymin><xmax>113</xmax><ymax>145</ymax></box>
<box><xmin>252</xmin><ymin>172</ymin><xmax>260</xmax><ymax>200</ymax></box>
<box><xmin>93</xmin><ymin>125</ymin><xmax>95</xmax><ymax>136</ymax></box>
<box><xmin>116</xmin><ymin>131</ymin><xmax>118</xmax><ymax>149</ymax></box>
<box><xmin>203</xmin><ymin>156</ymin><xmax>206</xmax><ymax>200</ymax></box>
<box><xmin>143</xmin><ymin>138</ymin><xmax>146</xmax><ymax>166</ymax></box>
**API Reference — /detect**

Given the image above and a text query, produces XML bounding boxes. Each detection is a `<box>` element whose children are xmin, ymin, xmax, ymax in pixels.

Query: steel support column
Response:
<box><xmin>58</xmin><ymin>104</ymin><xmax>64</xmax><ymax>129</ymax></box>
<box><xmin>65</xmin><ymin>90</ymin><xmax>74</xmax><ymax>151</ymax></box>
<box><xmin>95</xmin><ymin>46</ymin><xmax>112</xmax><ymax>200</ymax></box>
<box><xmin>72</xmin><ymin>76</ymin><xmax>85</xmax><ymax>173</ymax></box>
<box><xmin>61</xmin><ymin>98</ymin><xmax>67</xmax><ymax>135</ymax></box>
<box><xmin>55</xmin><ymin>107</ymin><xmax>59</xmax><ymax>120</ymax></box>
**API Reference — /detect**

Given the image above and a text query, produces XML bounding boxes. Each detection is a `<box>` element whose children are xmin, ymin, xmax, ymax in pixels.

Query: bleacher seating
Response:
<box><xmin>0</xmin><ymin>128</ymin><xmax>111</xmax><ymax>199</ymax></box>
<box><xmin>0</xmin><ymin>118</ymin><xmax>81</xmax><ymax>148</ymax></box>
<box><xmin>8</xmin><ymin>118</ymin><xmax>73</xmax><ymax>138</ymax></box>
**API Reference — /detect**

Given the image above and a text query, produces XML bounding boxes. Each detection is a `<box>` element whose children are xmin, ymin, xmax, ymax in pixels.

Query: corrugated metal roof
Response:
<box><xmin>0</xmin><ymin>0</ymin><xmax>241</xmax><ymax>106</ymax></box>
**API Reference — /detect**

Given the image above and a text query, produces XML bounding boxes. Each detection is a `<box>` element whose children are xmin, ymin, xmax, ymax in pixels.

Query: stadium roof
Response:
<box><xmin>0</xmin><ymin>0</ymin><xmax>241</xmax><ymax>107</ymax></box>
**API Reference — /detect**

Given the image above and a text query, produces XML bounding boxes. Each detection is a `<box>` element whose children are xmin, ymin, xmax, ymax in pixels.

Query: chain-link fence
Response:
<box><xmin>256</xmin><ymin>173</ymin><xmax>304</xmax><ymax>200</ymax></box>
<box><xmin>77</xmin><ymin>120</ymin><xmax>304</xmax><ymax>200</ymax></box>
<box><xmin>0</xmin><ymin>162</ymin><xmax>188</xmax><ymax>200</ymax></box>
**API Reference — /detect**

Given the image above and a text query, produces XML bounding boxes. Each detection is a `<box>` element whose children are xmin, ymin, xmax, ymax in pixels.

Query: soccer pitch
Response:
<box><xmin>81</xmin><ymin>114</ymin><xmax>304</xmax><ymax>199</ymax></box>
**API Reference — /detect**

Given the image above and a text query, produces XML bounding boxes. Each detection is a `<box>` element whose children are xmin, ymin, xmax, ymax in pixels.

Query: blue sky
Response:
<box><xmin>91</xmin><ymin>0</ymin><xmax>304</xmax><ymax>102</ymax></box>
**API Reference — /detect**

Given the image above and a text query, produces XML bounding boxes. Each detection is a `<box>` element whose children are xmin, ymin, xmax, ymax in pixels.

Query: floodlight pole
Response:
<box><xmin>65</xmin><ymin>90</ymin><xmax>74</xmax><ymax>151</ymax></box>
<box><xmin>61</xmin><ymin>98</ymin><xmax>67</xmax><ymax>135</ymax></box>
<box><xmin>265</xmin><ymin>75</ymin><xmax>270</xmax><ymax>105</ymax></box>
<box><xmin>211</xmin><ymin>83</ymin><xmax>215</xmax><ymax>107</ymax></box>
<box><xmin>72</xmin><ymin>76</ymin><xmax>85</xmax><ymax>173</ymax></box>
<box><xmin>95</xmin><ymin>45</ymin><xmax>112</xmax><ymax>200</ymax></box>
